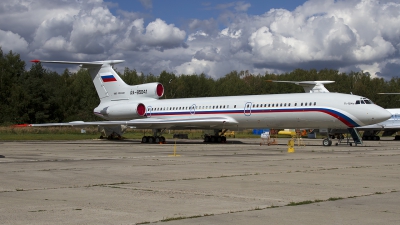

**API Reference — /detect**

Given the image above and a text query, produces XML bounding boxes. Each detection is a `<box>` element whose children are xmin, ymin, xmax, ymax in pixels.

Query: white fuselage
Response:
<box><xmin>94</xmin><ymin>92</ymin><xmax>391</xmax><ymax>130</ymax></box>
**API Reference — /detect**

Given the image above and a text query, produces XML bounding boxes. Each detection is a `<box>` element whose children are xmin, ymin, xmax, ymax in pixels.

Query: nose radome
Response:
<box><xmin>372</xmin><ymin>108</ymin><xmax>392</xmax><ymax>123</ymax></box>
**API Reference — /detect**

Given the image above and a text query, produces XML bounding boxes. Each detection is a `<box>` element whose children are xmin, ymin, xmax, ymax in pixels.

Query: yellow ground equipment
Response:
<box><xmin>287</xmin><ymin>138</ymin><xmax>295</xmax><ymax>153</ymax></box>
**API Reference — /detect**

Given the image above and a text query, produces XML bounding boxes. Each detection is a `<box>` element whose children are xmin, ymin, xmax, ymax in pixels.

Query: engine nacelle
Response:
<box><xmin>129</xmin><ymin>82</ymin><xmax>164</xmax><ymax>99</ymax></box>
<box><xmin>100</xmin><ymin>103</ymin><xmax>146</xmax><ymax>120</ymax></box>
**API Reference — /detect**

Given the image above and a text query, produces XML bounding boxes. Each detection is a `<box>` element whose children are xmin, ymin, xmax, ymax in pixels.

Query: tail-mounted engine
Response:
<box><xmin>130</xmin><ymin>82</ymin><xmax>164</xmax><ymax>99</ymax></box>
<box><xmin>100</xmin><ymin>103</ymin><xmax>146</xmax><ymax>120</ymax></box>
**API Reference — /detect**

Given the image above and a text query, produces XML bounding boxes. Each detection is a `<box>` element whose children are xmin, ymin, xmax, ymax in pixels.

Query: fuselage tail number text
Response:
<box><xmin>130</xmin><ymin>90</ymin><xmax>147</xmax><ymax>95</ymax></box>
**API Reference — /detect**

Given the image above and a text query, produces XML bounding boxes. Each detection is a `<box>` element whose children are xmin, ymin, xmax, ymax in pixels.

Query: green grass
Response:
<box><xmin>0</xmin><ymin>126</ymin><xmax>270</xmax><ymax>141</ymax></box>
<box><xmin>0</xmin><ymin>126</ymin><xmax>319</xmax><ymax>141</ymax></box>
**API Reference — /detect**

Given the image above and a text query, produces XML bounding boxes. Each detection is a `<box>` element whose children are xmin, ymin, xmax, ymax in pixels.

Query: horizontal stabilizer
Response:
<box><xmin>31</xmin><ymin>59</ymin><xmax>124</xmax><ymax>68</ymax></box>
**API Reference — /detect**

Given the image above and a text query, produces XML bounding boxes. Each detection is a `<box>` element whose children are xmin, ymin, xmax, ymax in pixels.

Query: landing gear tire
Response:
<box><xmin>222</xmin><ymin>136</ymin><xmax>226</xmax><ymax>143</ymax></box>
<box><xmin>323</xmin><ymin>138</ymin><xmax>332</xmax><ymax>146</ymax></box>
<box><xmin>211</xmin><ymin>136</ymin><xmax>216</xmax><ymax>143</ymax></box>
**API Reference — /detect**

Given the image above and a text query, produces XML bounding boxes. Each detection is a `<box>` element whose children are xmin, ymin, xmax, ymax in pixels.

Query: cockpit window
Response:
<box><xmin>356</xmin><ymin>98</ymin><xmax>374</xmax><ymax>104</ymax></box>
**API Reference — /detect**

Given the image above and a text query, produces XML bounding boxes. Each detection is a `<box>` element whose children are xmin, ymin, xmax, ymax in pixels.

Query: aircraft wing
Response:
<box><xmin>18</xmin><ymin>116</ymin><xmax>238</xmax><ymax>129</ymax></box>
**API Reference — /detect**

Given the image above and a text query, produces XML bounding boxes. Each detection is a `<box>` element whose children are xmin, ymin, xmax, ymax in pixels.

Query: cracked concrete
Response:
<box><xmin>0</xmin><ymin>138</ymin><xmax>399</xmax><ymax>224</ymax></box>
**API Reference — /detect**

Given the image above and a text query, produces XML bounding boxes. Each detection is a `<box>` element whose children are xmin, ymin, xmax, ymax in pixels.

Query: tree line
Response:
<box><xmin>1</xmin><ymin>48</ymin><xmax>400</xmax><ymax>125</ymax></box>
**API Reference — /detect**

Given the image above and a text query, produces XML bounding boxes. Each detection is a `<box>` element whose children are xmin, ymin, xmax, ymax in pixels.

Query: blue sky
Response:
<box><xmin>0</xmin><ymin>0</ymin><xmax>399</xmax><ymax>79</ymax></box>
<box><xmin>112</xmin><ymin>0</ymin><xmax>306</xmax><ymax>27</ymax></box>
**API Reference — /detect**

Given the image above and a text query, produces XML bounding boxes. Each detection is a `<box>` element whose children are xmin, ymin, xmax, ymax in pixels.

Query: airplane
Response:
<box><xmin>21</xmin><ymin>59</ymin><xmax>391</xmax><ymax>146</ymax></box>
<box><xmin>266</xmin><ymin>80</ymin><xmax>334</xmax><ymax>93</ymax></box>
<box><xmin>269</xmin><ymin>80</ymin><xmax>400</xmax><ymax>141</ymax></box>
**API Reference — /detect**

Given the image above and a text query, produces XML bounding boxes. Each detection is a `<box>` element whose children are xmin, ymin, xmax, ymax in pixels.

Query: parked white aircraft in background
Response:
<box><xmin>269</xmin><ymin>80</ymin><xmax>400</xmax><ymax>141</ymax></box>
<box><xmin>266</xmin><ymin>80</ymin><xmax>335</xmax><ymax>93</ymax></box>
<box><xmin>23</xmin><ymin>60</ymin><xmax>391</xmax><ymax>146</ymax></box>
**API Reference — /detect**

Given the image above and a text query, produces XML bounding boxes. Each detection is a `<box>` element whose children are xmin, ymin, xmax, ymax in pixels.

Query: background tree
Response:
<box><xmin>1</xmin><ymin>47</ymin><xmax>400</xmax><ymax>125</ymax></box>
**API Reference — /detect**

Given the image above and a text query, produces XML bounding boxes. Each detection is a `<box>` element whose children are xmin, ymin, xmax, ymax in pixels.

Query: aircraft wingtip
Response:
<box><xmin>11</xmin><ymin>124</ymin><xmax>32</xmax><ymax>127</ymax></box>
<box><xmin>30</xmin><ymin>59</ymin><xmax>40</xmax><ymax>63</ymax></box>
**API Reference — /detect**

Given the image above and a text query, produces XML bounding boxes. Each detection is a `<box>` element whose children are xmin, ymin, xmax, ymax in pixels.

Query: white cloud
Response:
<box><xmin>142</xmin><ymin>19</ymin><xmax>186</xmax><ymax>48</ymax></box>
<box><xmin>139</xmin><ymin>0</ymin><xmax>153</xmax><ymax>10</ymax></box>
<box><xmin>0</xmin><ymin>30</ymin><xmax>29</xmax><ymax>54</ymax></box>
<box><xmin>0</xmin><ymin>0</ymin><xmax>399</xmax><ymax>80</ymax></box>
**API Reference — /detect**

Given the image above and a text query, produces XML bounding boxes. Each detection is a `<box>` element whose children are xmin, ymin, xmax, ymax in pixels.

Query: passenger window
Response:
<box><xmin>234</xmin><ymin>105</ymin><xmax>236</xmax><ymax>108</ymax></box>
<box><xmin>356</xmin><ymin>100</ymin><xmax>360</xmax><ymax>104</ymax></box>
<box><xmin>284</xmin><ymin>103</ymin><xmax>286</xmax><ymax>107</ymax></box>
<box><xmin>314</xmin><ymin>102</ymin><xmax>316</xmax><ymax>106</ymax></box>
<box><xmin>268</xmin><ymin>104</ymin><xmax>270</xmax><ymax>107</ymax></box>
<box><xmin>301</xmin><ymin>103</ymin><xmax>303</xmax><ymax>106</ymax></box>
<box><xmin>305</xmin><ymin>103</ymin><xmax>307</xmax><ymax>106</ymax></box>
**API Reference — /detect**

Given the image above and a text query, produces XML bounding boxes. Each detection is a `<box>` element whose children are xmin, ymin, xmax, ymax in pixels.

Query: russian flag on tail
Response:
<box><xmin>101</xmin><ymin>75</ymin><xmax>117</xmax><ymax>82</ymax></box>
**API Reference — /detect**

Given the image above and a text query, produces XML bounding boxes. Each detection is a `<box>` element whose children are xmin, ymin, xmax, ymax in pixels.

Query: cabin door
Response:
<box><xmin>146</xmin><ymin>106</ymin><xmax>152</xmax><ymax>118</ymax></box>
<box><xmin>244</xmin><ymin>102</ymin><xmax>252</xmax><ymax>116</ymax></box>
<box><xmin>190</xmin><ymin>104</ymin><xmax>196</xmax><ymax>115</ymax></box>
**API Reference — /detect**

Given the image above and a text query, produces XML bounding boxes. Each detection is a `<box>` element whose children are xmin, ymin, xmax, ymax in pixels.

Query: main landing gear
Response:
<box><xmin>99</xmin><ymin>132</ymin><xmax>122</xmax><ymax>140</ymax></box>
<box><xmin>203</xmin><ymin>129</ymin><xmax>227</xmax><ymax>143</ymax></box>
<box><xmin>141</xmin><ymin>129</ymin><xmax>166</xmax><ymax>144</ymax></box>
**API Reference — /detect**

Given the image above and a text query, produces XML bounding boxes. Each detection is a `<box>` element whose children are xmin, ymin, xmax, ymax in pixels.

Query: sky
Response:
<box><xmin>0</xmin><ymin>0</ymin><xmax>399</xmax><ymax>80</ymax></box>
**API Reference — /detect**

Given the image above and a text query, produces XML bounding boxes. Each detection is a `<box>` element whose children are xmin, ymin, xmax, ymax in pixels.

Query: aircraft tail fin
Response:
<box><xmin>31</xmin><ymin>60</ymin><xmax>128</xmax><ymax>102</ymax></box>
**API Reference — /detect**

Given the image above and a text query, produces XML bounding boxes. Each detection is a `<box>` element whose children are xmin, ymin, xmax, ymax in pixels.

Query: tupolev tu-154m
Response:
<box><xmin>21</xmin><ymin>59</ymin><xmax>391</xmax><ymax>146</ymax></box>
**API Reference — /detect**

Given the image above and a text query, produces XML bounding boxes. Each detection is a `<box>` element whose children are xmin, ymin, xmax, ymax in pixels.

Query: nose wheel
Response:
<box><xmin>322</xmin><ymin>138</ymin><xmax>332</xmax><ymax>146</ymax></box>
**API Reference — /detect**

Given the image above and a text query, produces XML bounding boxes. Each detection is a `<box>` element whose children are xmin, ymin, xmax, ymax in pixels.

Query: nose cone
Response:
<box><xmin>369</xmin><ymin>108</ymin><xmax>392</xmax><ymax>124</ymax></box>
